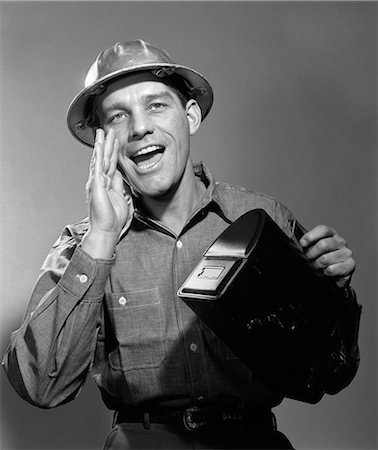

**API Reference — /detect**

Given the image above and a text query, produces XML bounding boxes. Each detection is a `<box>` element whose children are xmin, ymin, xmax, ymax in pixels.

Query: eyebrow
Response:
<box><xmin>102</xmin><ymin>90</ymin><xmax>177</xmax><ymax>114</ymax></box>
<box><xmin>144</xmin><ymin>90</ymin><xmax>176</xmax><ymax>103</ymax></box>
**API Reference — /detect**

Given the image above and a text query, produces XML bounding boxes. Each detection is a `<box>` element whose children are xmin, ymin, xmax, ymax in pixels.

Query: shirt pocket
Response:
<box><xmin>104</xmin><ymin>288</ymin><xmax>166</xmax><ymax>371</ymax></box>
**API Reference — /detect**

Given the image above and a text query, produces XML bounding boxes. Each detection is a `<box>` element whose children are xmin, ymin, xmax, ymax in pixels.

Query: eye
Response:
<box><xmin>149</xmin><ymin>102</ymin><xmax>166</xmax><ymax>111</ymax></box>
<box><xmin>109</xmin><ymin>112</ymin><xmax>128</xmax><ymax>124</ymax></box>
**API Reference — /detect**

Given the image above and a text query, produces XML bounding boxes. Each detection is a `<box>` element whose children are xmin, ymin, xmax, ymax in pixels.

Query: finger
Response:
<box><xmin>87</xmin><ymin>132</ymin><xmax>103</xmax><ymax>201</ymax></box>
<box><xmin>117</xmin><ymin>155</ymin><xmax>134</xmax><ymax>185</ymax></box>
<box><xmin>112</xmin><ymin>169</ymin><xmax>125</xmax><ymax>193</ymax></box>
<box><xmin>89</xmin><ymin>145</ymin><xmax>96</xmax><ymax>175</ymax></box>
<box><xmin>108</xmin><ymin>138</ymin><xmax>120</xmax><ymax>179</ymax></box>
<box><xmin>299</xmin><ymin>225</ymin><xmax>336</xmax><ymax>249</ymax></box>
<box><xmin>312</xmin><ymin>246</ymin><xmax>353</xmax><ymax>270</ymax></box>
<box><xmin>86</xmin><ymin>149</ymin><xmax>96</xmax><ymax>200</ymax></box>
<box><xmin>323</xmin><ymin>259</ymin><xmax>356</xmax><ymax>279</ymax></box>
<box><xmin>85</xmin><ymin>179</ymin><xmax>91</xmax><ymax>203</ymax></box>
<box><xmin>304</xmin><ymin>235</ymin><xmax>347</xmax><ymax>261</ymax></box>
<box><xmin>116</xmin><ymin>166</ymin><xmax>133</xmax><ymax>199</ymax></box>
<box><xmin>94</xmin><ymin>128</ymin><xmax>105</xmax><ymax>175</ymax></box>
<box><xmin>113</xmin><ymin>171</ymin><xmax>133</xmax><ymax>205</ymax></box>
<box><xmin>103</xmin><ymin>128</ymin><xmax>115</xmax><ymax>173</ymax></box>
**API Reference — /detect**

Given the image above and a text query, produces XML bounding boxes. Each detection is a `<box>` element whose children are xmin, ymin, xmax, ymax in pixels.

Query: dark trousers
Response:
<box><xmin>103</xmin><ymin>422</ymin><xmax>294</xmax><ymax>449</ymax></box>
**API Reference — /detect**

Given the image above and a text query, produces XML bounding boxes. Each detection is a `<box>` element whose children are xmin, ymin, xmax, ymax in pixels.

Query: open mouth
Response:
<box><xmin>130</xmin><ymin>145</ymin><xmax>165</xmax><ymax>170</ymax></box>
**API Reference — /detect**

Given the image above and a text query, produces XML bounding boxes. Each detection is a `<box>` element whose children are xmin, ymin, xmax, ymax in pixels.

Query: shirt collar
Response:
<box><xmin>130</xmin><ymin>161</ymin><xmax>233</xmax><ymax>231</ymax></box>
<box><xmin>192</xmin><ymin>161</ymin><xmax>233</xmax><ymax>223</ymax></box>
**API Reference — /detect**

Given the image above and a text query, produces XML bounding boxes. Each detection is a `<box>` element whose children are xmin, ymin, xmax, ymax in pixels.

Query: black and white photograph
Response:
<box><xmin>0</xmin><ymin>2</ymin><xmax>376</xmax><ymax>449</ymax></box>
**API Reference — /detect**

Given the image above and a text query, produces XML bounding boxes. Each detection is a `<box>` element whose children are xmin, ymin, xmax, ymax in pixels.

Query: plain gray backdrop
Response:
<box><xmin>0</xmin><ymin>1</ymin><xmax>377</xmax><ymax>449</ymax></box>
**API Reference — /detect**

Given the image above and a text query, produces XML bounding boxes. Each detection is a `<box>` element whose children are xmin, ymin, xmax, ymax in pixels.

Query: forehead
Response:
<box><xmin>98</xmin><ymin>72</ymin><xmax>180</xmax><ymax>107</ymax></box>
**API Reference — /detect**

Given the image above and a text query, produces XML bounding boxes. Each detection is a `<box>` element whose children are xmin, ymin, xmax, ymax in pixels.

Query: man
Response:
<box><xmin>3</xmin><ymin>40</ymin><xmax>361</xmax><ymax>449</ymax></box>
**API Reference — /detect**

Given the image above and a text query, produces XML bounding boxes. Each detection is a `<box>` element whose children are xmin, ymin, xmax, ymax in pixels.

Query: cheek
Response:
<box><xmin>113</xmin><ymin>127</ymin><xmax>129</xmax><ymax>144</ymax></box>
<box><xmin>172</xmin><ymin>120</ymin><xmax>190</xmax><ymax>149</ymax></box>
<box><xmin>177</xmin><ymin>130</ymin><xmax>191</xmax><ymax>160</ymax></box>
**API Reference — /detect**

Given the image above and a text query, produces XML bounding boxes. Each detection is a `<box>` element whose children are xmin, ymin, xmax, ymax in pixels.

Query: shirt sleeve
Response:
<box><xmin>323</xmin><ymin>286</ymin><xmax>362</xmax><ymax>395</ymax></box>
<box><xmin>2</xmin><ymin>224</ymin><xmax>114</xmax><ymax>408</ymax></box>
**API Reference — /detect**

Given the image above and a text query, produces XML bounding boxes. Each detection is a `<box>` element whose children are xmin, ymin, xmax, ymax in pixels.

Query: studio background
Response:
<box><xmin>0</xmin><ymin>2</ymin><xmax>376</xmax><ymax>449</ymax></box>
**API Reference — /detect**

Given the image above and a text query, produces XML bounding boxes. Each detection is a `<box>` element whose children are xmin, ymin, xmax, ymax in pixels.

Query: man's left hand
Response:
<box><xmin>299</xmin><ymin>225</ymin><xmax>355</xmax><ymax>289</ymax></box>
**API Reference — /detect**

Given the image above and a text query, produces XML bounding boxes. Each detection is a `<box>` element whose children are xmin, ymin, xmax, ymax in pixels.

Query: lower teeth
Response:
<box><xmin>139</xmin><ymin>161</ymin><xmax>156</xmax><ymax>170</ymax></box>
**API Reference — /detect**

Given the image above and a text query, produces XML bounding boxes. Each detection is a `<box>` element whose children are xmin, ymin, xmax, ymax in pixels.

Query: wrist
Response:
<box><xmin>81</xmin><ymin>228</ymin><xmax>118</xmax><ymax>260</ymax></box>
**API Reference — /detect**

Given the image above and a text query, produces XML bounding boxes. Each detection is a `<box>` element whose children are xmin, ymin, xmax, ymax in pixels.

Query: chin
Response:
<box><xmin>144</xmin><ymin>179</ymin><xmax>175</xmax><ymax>197</ymax></box>
<box><xmin>136</xmin><ymin>184</ymin><xmax>171</xmax><ymax>199</ymax></box>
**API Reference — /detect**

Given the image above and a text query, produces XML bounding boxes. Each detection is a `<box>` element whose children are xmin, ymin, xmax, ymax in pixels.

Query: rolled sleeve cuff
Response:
<box><xmin>58</xmin><ymin>247</ymin><xmax>114</xmax><ymax>301</ymax></box>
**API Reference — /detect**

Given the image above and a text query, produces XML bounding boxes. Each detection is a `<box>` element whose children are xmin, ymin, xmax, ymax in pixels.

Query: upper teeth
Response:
<box><xmin>132</xmin><ymin>145</ymin><xmax>162</xmax><ymax>159</ymax></box>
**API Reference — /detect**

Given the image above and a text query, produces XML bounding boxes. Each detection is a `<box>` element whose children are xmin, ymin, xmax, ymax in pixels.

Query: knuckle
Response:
<box><xmin>324</xmin><ymin>265</ymin><xmax>336</xmax><ymax>276</ymax></box>
<box><xmin>324</xmin><ymin>263</ymin><xmax>343</xmax><ymax>277</ymax></box>
<box><xmin>346</xmin><ymin>256</ymin><xmax>356</xmax><ymax>271</ymax></box>
<box><xmin>325</xmin><ymin>262</ymin><xmax>353</xmax><ymax>278</ymax></box>
<box><xmin>321</xmin><ymin>224</ymin><xmax>336</xmax><ymax>236</ymax></box>
<box><xmin>317</xmin><ymin>254</ymin><xmax>329</xmax><ymax>267</ymax></box>
<box><xmin>317</xmin><ymin>239</ymin><xmax>329</xmax><ymax>252</ymax></box>
<box><xmin>336</xmin><ymin>235</ymin><xmax>346</xmax><ymax>247</ymax></box>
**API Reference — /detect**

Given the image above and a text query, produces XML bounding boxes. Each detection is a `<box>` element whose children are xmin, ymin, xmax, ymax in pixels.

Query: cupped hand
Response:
<box><xmin>82</xmin><ymin>128</ymin><xmax>133</xmax><ymax>258</ymax></box>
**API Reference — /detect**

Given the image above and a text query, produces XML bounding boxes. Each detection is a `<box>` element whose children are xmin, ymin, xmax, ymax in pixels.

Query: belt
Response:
<box><xmin>115</xmin><ymin>405</ymin><xmax>277</xmax><ymax>432</ymax></box>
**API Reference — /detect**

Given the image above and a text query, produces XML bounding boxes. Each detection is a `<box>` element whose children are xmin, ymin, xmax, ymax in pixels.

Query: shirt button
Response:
<box><xmin>78</xmin><ymin>274</ymin><xmax>88</xmax><ymax>283</ymax></box>
<box><xmin>176</xmin><ymin>240</ymin><xmax>183</xmax><ymax>249</ymax></box>
<box><xmin>118</xmin><ymin>296</ymin><xmax>128</xmax><ymax>306</ymax></box>
<box><xmin>189</xmin><ymin>343</ymin><xmax>198</xmax><ymax>352</ymax></box>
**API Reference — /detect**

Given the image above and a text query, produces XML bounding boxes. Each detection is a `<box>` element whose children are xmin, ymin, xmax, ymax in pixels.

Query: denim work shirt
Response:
<box><xmin>3</xmin><ymin>162</ymin><xmax>360</xmax><ymax>411</ymax></box>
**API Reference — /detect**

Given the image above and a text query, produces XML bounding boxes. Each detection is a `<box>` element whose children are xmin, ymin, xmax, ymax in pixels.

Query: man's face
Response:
<box><xmin>97</xmin><ymin>73</ymin><xmax>201</xmax><ymax>198</ymax></box>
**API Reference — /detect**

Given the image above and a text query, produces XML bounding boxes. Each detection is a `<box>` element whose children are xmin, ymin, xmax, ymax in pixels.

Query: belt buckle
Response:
<box><xmin>183</xmin><ymin>406</ymin><xmax>204</xmax><ymax>431</ymax></box>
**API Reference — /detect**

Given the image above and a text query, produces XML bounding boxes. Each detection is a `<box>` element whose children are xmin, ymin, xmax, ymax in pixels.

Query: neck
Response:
<box><xmin>141</xmin><ymin>165</ymin><xmax>206</xmax><ymax>236</ymax></box>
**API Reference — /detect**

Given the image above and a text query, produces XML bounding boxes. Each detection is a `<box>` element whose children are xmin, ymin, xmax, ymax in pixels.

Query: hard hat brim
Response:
<box><xmin>67</xmin><ymin>62</ymin><xmax>214</xmax><ymax>148</ymax></box>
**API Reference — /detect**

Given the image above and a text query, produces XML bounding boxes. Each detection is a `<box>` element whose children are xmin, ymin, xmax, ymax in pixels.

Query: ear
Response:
<box><xmin>185</xmin><ymin>99</ymin><xmax>202</xmax><ymax>135</ymax></box>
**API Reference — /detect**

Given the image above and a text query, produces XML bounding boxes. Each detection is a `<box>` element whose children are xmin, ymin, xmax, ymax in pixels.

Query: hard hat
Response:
<box><xmin>67</xmin><ymin>39</ymin><xmax>214</xmax><ymax>147</ymax></box>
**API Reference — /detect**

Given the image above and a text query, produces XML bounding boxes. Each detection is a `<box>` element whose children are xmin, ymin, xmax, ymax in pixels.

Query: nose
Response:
<box><xmin>129</xmin><ymin>109</ymin><xmax>154</xmax><ymax>141</ymax></box>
